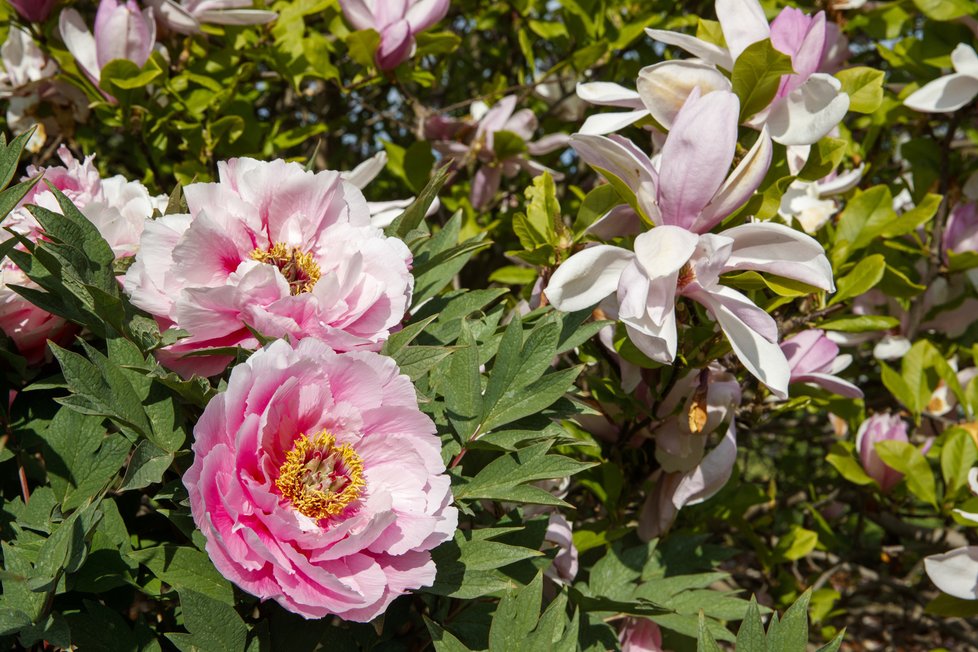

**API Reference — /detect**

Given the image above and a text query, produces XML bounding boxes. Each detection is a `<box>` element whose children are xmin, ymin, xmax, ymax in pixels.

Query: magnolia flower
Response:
<box><xmin>124</xmin><ymin>157</ymin><xmax>413</xmax><ymax>378</ymax></box>
<box><xmin>184</xmin><ymin>338</ymin><xmax>457</xmax><ymax>620</ymax></box>
<box><xmin>638</xmin><ymin>367</ymin><xmax>740</xmax><ymax>539</ymax></box>
<box><xmin>426</xmin><ymin>96</ymin><xmax>568</xmax><ymax>209</ymax></box>
<box><xmin>778</xmin><ymin>165</ymin><xmax>864</xmax><ymax>234</ymax></box>
<box><xmin>8</xmin><ymin>0</ymin><xmax>58</xmax><ymax>22</ymax></box>
<box><xmin>904</xmin><ymin>43</ymin><xmax>978</xmax><ymax>113</ymax></box>
<box><xmin>339</xmin><ymin>0</ymin><xmax>449</xmax><ymax>70</ymax></box>
<box><xmin>1</xmin><ymin>146</ymin><xmax>164</xmax><ymax>363</ymax></box>
<box><xmin>781</xmin><ymin>329</ymin><xmax>863</xmax><ymax>398</ymax></box>
<box><xmin>547</xmin><ymin>90</ymin><xmax>835</xmax><ymax>395</ymax></box>
<box><xmin>945</xmin><ymin>202</ymin><xmax>978</xmax><ymax>259</ymax></box>
<box><xmin>578</xmin><ymin>0</ymin><xmax>849</xmax><ymax>145</ymax></box>
<box><xmin>619</xmin><ymin>618</ymin><xmax>666</xmax><ymax>652</ymax></box>
<box><xmin>147</xmin><ymin>0</ymin><xmax>276</xmax><ymax>34</ymax></box>
<box><xmin>925</xmin><ymin>469</ymin><xmax>978</xmax><ymax>600</ymax></box>
<box><xmin>855</xmin><ymin>413</ymin><xmax>929</xmax><ymax>493</ymax></box>
<box><xmin>59</xmin><ymin>0</ymin><xmax>157</xmax><ymax>89</ymax></box>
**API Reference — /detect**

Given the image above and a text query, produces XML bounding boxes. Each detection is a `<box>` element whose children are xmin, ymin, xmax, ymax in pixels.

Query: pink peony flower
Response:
<box><xmin>124</xmin><ymin>157</ymin><xmax>413</xmax><ymax>378</ymax></box>
<box><xmin>0</xmin><ymin>146</ymin><xmax>163</xmax><ymax>363</ymax></box>
<box><xmin>183</xmin><ymin>338</ymin><xmax>457</xmax><ymax>621</ymax></box>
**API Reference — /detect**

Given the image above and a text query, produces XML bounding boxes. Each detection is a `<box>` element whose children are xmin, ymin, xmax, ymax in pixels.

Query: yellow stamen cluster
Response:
<box><xmin>250</xmin><ymin>242</ymin><xmax>321</xmax><ymax>295</ymax></box>
<box><xmin>276</xmin><ymin>432</ymin><xmax>365</xmax><ymax>520</ymax></box>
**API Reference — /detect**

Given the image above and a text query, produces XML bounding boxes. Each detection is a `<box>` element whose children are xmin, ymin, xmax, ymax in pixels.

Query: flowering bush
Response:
<box><xmin>3</xmin><ymin>0</ymin><xmax>978</xmax><ymax>649</ymax></box>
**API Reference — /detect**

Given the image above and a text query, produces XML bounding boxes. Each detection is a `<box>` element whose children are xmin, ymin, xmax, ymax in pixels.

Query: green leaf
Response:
<box><xmin>881</xmin><ymin>361</ymin><xmax>917</xmax><ymax>416</ymax></box>
<box><xmin>573</xmin><ymin>183</ymin><xmax>620</xmax><ymax>235</ymax></box>
<box><xmin>443</xmin><ymin>321</ymin><xmax>483</xmax><ymax>440</ymax></box>
<box><xmin>489</xmin><ymin>572</ymin><xmax>544</xmax><ymax>652</ymax></box>
<box><xmin>829</xmin><ymin>254</ymin><xmax>885</xmax><ymax>305</ymax></box>
<box><xmin>819</xmin><ymin>315</ymin><xmax>900</xmax><ymax>332</ymax></box>
<box><xmin>876</xmin><ymin>440</ymin><xmax>937</xmax><ymax>506</ymax></box>
<box><xmin>425</xmin><ymin>617</ymin><xmax>473</xmax><ymax>652</ymax></box>
<box><xmin>730</xmin><ymin>39</ymin><xmax>795</xmax><ymax>120</ymax></box>
<box><xmin>736</xmin><ymin>596</ymin><xmax>767</xmax><ymax>652</ymax></box>
<box><xmin>494</xmin><ymin>130</ymin><xmax>529</xmax><ymax>161</ymax></box>
<box><xmin>835</xmin><ymin>67</ymin><xmax>885</xmax><ymax>113</ymax></box>
<box><xmin>767</xmin><ymin>589</ymin><xmax>810</xmax><ymax>652</ymax></box>
<box><xmin>797</xmin><ymin>137</ymin><xmax>847</xmax><ymax>182</ymax></box>
<box><xmin>482</xmin><ymin>366</ymin><xmax>581</xmax><ymax>431</ymax></box>
<box><xmin>168</xmin><ymin>590</ymin><xmax>247</xmax><ymax>652</ymax></box>
<box><xmin>773</xmin><ymin>526</ymin><xmax>818</xmax><ymax>561</ymax></box>
<box><xmin>404</xmin><ymin>140</ymin><xmax>435</xmax><ymax>193</ymax></box>
<box><xmin>346</xmin><ymin>29</ymin><xmax>381</xmax><ymax>68</ymax></box>
<box><xmin>697</xmin><ymin>610</ymin><xmax>723</xmax><ymax>652</ymax></box>
<box><xmin>0</xmin><ymin>126</ymin><xmax>37</xmax><ymax>190</ymax></box>
<box><xmin>832</xmin><ymin>185</ymin><xmax>896</xmax><ymax>266</ymax></box>
<box><xmin>120</xmin><ymin>440</ymin><xmax>173</xmax><ymax>491</ymax></box>
<box><xmin>387</xmin><ymin>164</ymin><xmax>450</xmax><ymax>238</ymax></box>
<box><xmin>880</xmin><ymin>193</ymin><xmax>941</xmax><ymax>238</ymax></box>
<box><xmin>128</xmin><ymin>545</ymin><xmax>235</xmax><ymax>605</ymax></box>
<box><xmin>926</xmin><ymin>592</ymin><xmax>978</xmax><ymax>617</ymax></box>
<box><xmin>826</xmin><ymin>442</ymin><xmax>875</xmax><ymax>486</ymax></box>
<box><xmin>942</xmin><ymin>427</ymin><xmax>978</xmax><ymax>496</ymax></box>
<box><xmin>912</xmin><ymin>0</ymin><xmax>978</xmax><ymax>20</ymax></box>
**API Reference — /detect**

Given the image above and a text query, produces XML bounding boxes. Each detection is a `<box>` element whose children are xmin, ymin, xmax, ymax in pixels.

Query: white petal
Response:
<box><xmin>716</xmin><ymin>0</ymin><xmax>770</xmax><ymax>61</ymax></box>
<box><xmin>625</xmin><ymin>318</ymin><xmax>677</xmax><ymax>364</ymax></box>
<box><xmin>904</xmin><ymin>72</ymin><xmax>978</xmax><ymax>113</ymax></box>
<box><xmin>952</xmin><ymin>508</ymin><xmax>978</xmax><ymax>525</ymax></box>
<box><xmin>673</xmin><ymin>422</ymin><xmax>738</xmax><ymax>508</ymax></box>
<box><xmin>578</xmin><ymin>109</ymin><xmax>649</xmax><ymax>136</ymax></box>
<box><xmin>968</xmin><ymin>466</ymin><xmax>978</xmax><ymax>495</ymax></box>
<box><xmin>767</xmin><ymin>74</ymin><xmax>851</xmax><ymax>146</ymax></box>
<box><xmin>59</xmin><ymin>9</ymin><xmax>100</xmax><ymax>82</ymax></box>
<box><xmin>342</xmin><ymin>151</ymin><xmax>387</xmax><ymax>189</ymax></box>
<box><xmin>632</xmin><ymin>225</ymin><xmax>699</xmax><ymax>279</ymax></box>
<box><xmin>545</xmin><ymin>245</ymin><xmax>634</xmax><ymax>312</ymax></box>
<box><xmin>575</xmin><ymin>81</ymin><xmax>644</xmax><ymax>108</ymax></box>
<box><xmin>817</xmin><ymin>164</ymin><xmax>865</xmax><ymax>196</ymax></box>
<box><xmin>644</xmin><ymin>28</ymin><xmax>733</xmax><ymax>70</ymax></box>
<box><xmin>952</xmin><ymin>43</ymin><xmax>978</xmax><ymax>77</ymax></box>
<box><xmin>635</xmin><ymin>60</ymin><xmax>732</xmax><ymax>130</ymax></box>
<box><xmin>571</xmin><ymin>133</ymin><xmax>659</xmax><ymax>221</ymax></box>
<box><xmin>720</xmin><ymin>222</ymin><xmax>835</xmax><ymax>290</ymax></box>
<box><xmin>796</xmin><ymin>372</ymin><xmax>864</xmax><ymax>398</ymax></box>
<box><xmin>873</xmin><ymin>335</ymin><xmax>911</xmax><ymax>360</ymax></box>
<box><xmin>925</xmin><ymin>547</ymin><xmax>978</xmax><ymax>600</ymax></box>
<box><xmin>691</xmin><ymin>285</ymin><xmax>790</xmax><ymax>397</ymax></box>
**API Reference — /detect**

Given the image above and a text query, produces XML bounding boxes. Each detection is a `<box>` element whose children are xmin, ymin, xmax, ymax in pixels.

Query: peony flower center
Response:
<box><xmin>250</xmin><ymin>242</ymin><xmax>321</xmax><ymax>295</ymax></box>
<box><xmin>276</xmin><ymin>432</ymin><xmax>364</xmax><ymax>520</ymax></box>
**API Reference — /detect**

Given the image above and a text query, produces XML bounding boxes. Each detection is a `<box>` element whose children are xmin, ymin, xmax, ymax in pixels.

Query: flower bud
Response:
<box><xmin>94</xmin><ymin>0</ymin><xmax>156</xmax><ymax>70</ymax></box>
<box><xmin>9</xmin><ymin>0</ymin><xmax>58</xmax><ymax>22</ymax></box>
<box><xmin>855</xmin><ymin>413</ymin><xmax>909</xmax><ymax>493</ymax></box>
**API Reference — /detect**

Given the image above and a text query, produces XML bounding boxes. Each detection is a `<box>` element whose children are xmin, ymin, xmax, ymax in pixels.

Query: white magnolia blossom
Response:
<box><xmin>778</xmin><ymin>164</ymin><xmax>865</xmax><ymax>233</ymax></box>
<box><xmin>925</xmin><ymin>469</ymin><xmax>978</xmax><ymax>600</ymax></box>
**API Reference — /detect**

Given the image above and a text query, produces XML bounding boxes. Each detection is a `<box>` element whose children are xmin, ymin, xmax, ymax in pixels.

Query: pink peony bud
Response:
<box><xmin>619</xmin><ymin>618</ymin><xmax>666</xmax><ymax>652</ymax></box>
<box><xmin>855</xmin><ymin>413</ymin><xmax>910</xmax><ymax>493</ymax></box>
<box><xmin>9</xmin><ymin>0</ymin><xmax>58</xmax><ymax>22</ymax></box>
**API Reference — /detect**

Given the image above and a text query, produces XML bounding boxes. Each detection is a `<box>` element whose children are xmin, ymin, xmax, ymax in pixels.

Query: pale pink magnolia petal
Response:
<box><xmin>526</xmin><ymin>133</ymin><xmax>570</xmax><ymax>155</ymax></box>
<box><xmin>59</xmin><ymin>9</ymin><xmax>101</xmax><ymax>82</ymax></box>
<box><xmin>770</xmin><ymin>9</ymin><xmax>826</xmax><ymax>95</ymax></box>
<box><xmin>94</xmin><ymin>0</ymin><xmax>156</xmax><ymax>70</ymax></box>
<box><xmin>149</xmin><ymin>0</ymin><xmax>201</xmax><ymax>33</ymax></box>
<box><xmin>619</xmin><ymin>617</ymin><xmax>666</xmax><ymax>652</ymax></box>
<box><xmin>338</xmin><ymin>0</ymin><xmax>376</xmax><ymax>31</ymax></box>
<box><xmin>644</xmin><ymin>28</ymin><xmax>733</xmax><ymax>70</ymax></box>
<box><xmin>570</xmin><ymin>133</ymin><xmax>659</xmax><ymax>221</ymax></box>
<box><xmin>925</xmin><ymin>547</ymin><xmax>978</xmax><ymax>600</ymax></box>
<box><xmin>545</xmin><ymin>245</ymin><xmax>634</xmax><ymax>312</ymax></box>
<box><xmin>795</xmin><ymin>372</ymin><xmax>864</xmax><ymax>398</ymax></box>
<box><xmin>694</xmin><ymin>127</ymin><xmax>773</xmax><ymax>233</ymax></box>
<box><xmin>576</xmin><ymin>81</ymin><xmax>645</xmax><ymax>108</ymax></box>
<box><xmin>672</xmin><ymin>421</ymin><xmax>738</xmax><ymax>508</ymax></box>
<box><xmin>656</xmin><ymin>89</ymin><xmax>740</xmax><ymax>231</ymax></box>
<box><xmin>716</xmin><ymin>0</ymin><xmax>770</xmax><ymax>61</ymax></box>
<box><xmin>635</xmin><ymin>60</ymin><xmax>732</xmax><ymax>130</ymax></box>
<box><xmin>586</xmin><ymin>205</ymin><xmax>643</xmax><ymax>239</ymax></box>
<box><xmin>624</xmin><ymin>320</ymin><xmax>677</xmax><ymax>364</ymax></box>
<box><xmin>952</xmin><ymin>43</ymin><xmax>978</xmax><ymax>77</ymax></box>
<box><xmin>342</xmin><ymin>152</ymin><xmax>387</xmax><ymax>189</ymax></box>
<box><xmin>782</xmin><ymin>328</ymin><xmax>835</xmax><ymax>374</ymax></box>
<box><xmin>578</xmin><ymin>109</ymin><xmax>650</xmax><ymax>136</ymax></box>
<box><xmin>691</xmin><ymin>285</ymin><xmax>789</xmax><ymax>397</ymax></box>
<box><xmin>476</xmin><ymin>95</ymin><xmax>518</xmax><ymax>141</ymax></box>
<box><xmin>404</xmin><ymin>0</ymin><xmax>449</xmax><ymax>32</ymax></box>
<box><xmin>904</xmin><ymin>72</ymin><xmax>978</xmax><ymax>113</ymax></box>
<box><xmin>721</xmin><ymin>222</ymin><xmax>835</xmax><ymax>291</ymax></box>
<box><xmin>767</xmin><ymin>74</ymin><xmax>850</xmax><ymax>145</ymax></box>
<box><xmin>817</xmin><ymin>164</ymin><xmax>865</xmax><ymax>195</ymax></box>
<box><xmin>470</xmin><ymin>165</ymin><xmax>501</xmax><ymax>209</ymax></box>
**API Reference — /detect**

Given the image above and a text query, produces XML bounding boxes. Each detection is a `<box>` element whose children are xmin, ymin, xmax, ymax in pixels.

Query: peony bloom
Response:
<box><xmin>1</xmin><ymin>146</ymin><xmax>164</xmax><ymax>363</ymax></box>
<box><xmin>183</xmin><ymin>338</ymin><xmax>457</xmax><ymax>620</ymax></box>
<box><xmin>124</xmin><ymin>157</ymin><xmax>413</xmax><ymax>377</ymax></box>
<box><xmin>339</xmin><ymin>0</ymin><xmax>449</xmax><ymax>70</ymax></box>
<box><xmin>904</xmin><ymin>43</ymin><xmax>978</xmax><ymax>113</ymax></box>
<box><xmin>546</xmin><ymin>90</ymin><xmax>835</xmax><ymax>396</ymax></box>
<box><xmin>781</xmin><ymin>329</ymin><xmax>863</xmax><ymax>398</ymax></box>
<box><xmin>578</xmin><ymin>0</ymin><xmax>849</xmax><ymax>145</ymax></box>
<box><xmin>147</xmin><ymin>0</ymin><xmax>276</xmax><ymax>35</ymax></box>
<box><xmin>426</xmin><ymin>95</ymin><xmax>569</xmax><ymax>209</ymax></box>
<box><xmin>619</xmin><ymin>618</ymin><xmax>666</xmax><ymax>652</ymax></box>
<box><xmin>59</xmin><ymin>0</ymin><xmax>157</xmax><ymax>90</ymax></box>
<box><xmin>855</xmin><ymin>413</ymin><xmax>923</xmax><ymax>493</ymax></box>
<box><xmin>8</xmin><ymin>0</ymin><xmax>58</xmax><ymax>22</ymax></box>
